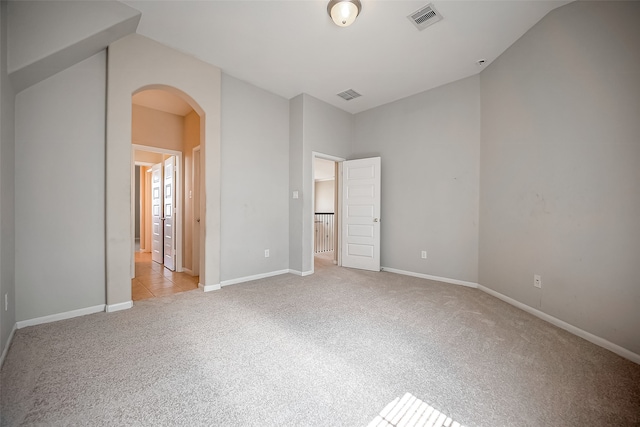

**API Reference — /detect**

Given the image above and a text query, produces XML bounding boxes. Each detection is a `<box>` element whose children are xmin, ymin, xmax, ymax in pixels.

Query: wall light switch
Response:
<box><xmin>265</xmin><ymin>249</ymin><xmax>270</xmax><ymax>258</ymax></box>
<box><xmin>421</xmin><ymin>251</ymin><xmax>427</xmax><ymax>259</ymax></box>
<box><xmin>292</xmin><ymin>191</ymin><xmax>299</xmax><ymax>199</ymax></box>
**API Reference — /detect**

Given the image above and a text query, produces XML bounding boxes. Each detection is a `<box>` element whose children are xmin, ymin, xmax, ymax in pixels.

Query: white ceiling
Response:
<box><xmin>123</xmin><ymin>0</ymin><xmax>570</xmax><ymax>114</ymax></box>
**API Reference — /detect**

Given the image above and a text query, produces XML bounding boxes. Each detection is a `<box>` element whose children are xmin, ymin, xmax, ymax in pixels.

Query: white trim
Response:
<box><xmin>381</xmin><ymin>267</ymin><xmax>479</xmax><ymax>288</ymax></box>
<box><xmin>106</xmin><ymin>301</ymin><xmax>133</xmax><ymax>313</ymax></box>
<box><xmin>132</xmin><ymin>144</ymin><xmax>182</xmax><ymax>157</ymax></box>
<box><xmin>17</xmin><ymin>304</ymin><xmax>106</xmax><ymax>328</ymax></box>
<box><xmin>0</xmin><ymin>323</ymin><xmax>17</xmax><ymax>368</ymax></box>
<box><xmin>199</xmin><ymin>283</ymin><xmax>221</xmax><ymax>292</ymax></box>
<box><xmin>336</xmin><ymin>161</ymin><xmax>343</xmax><ymax>267</ymax></box>
<box><xmin>288</xmin><ymin>269</ymin><xmax>314</xmax><ymax>277</ymax></box>
<box><xmin>221</xmin><ymin>269</ymin><xmax>290</xmax><ymax>287</ymax></box>
<box><xmin>477</xmin><ymin>285</ymin><xmax>640</xmax><ymax>365</ymax></box>
<box><xmin>134</xmin><ymin>161</ymin><xmax>155</xmax><ymax>167</ymax></box>
<box><xmin>182</xmin><ymin>268</ymin><xmax>194</xmax><ymax>276</ymax></box>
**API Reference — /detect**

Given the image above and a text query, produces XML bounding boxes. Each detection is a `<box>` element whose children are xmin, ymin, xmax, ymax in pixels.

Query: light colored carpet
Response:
<box><xmin>1</xmin><ymin>256</ymin><xmax>639</xmax><ymax>426</ymax></box>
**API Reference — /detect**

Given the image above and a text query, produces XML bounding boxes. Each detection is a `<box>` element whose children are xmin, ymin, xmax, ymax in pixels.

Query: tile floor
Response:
<box><xmin>131</xmin><ymin>251</ymin><xmax>200</xmax><ymax>301</ymax></box>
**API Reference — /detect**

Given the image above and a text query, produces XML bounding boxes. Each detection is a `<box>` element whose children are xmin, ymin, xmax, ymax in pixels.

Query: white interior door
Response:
<box><xmin>341</xmin><ymin>157</ymin><xmax>381</xmax><ymax>271</ymax></box>
<box><xmin>163</xmin><ymin>156</ymin><xmax>176</xmax><ymax>271</ymax></box>
<box><xmin>151</xmin><ymin>163</ymin><xmax>163</xmax><ymax>264</ymax></box>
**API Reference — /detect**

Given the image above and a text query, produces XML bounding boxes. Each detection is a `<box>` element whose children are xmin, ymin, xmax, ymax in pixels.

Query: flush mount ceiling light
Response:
<box><xmin>327</xmin><ymin>0</ymin><xmax>362</xmax><ymax>27</ymax></box>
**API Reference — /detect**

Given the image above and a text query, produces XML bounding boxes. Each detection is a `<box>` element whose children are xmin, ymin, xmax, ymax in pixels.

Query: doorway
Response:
<box><xmin>311</xmin><ymin>152</ymin><xmax>344</xmax><ymax>273</ymax></box>
<box><xmin>132</xmin><ymin>146</ymin><xmax>183</xmax><ymax>272</ymax></box>
<box><xmin>128</xmin><ymin>87</ymin><xmax>204</xmax><ymax>299</ymax></box>
<box><xmin>310</xmin><ymin>153</ymin><xmax>382</xmax><ymax>275</ymax></box>
<box><xmin>313</xmin><ymin>157</ymin><xmax>338</xmax><ymax>269</ymax></box>
<box><xmin>129</xmin><ymin>88</ymin><xmax>204</xmax><ymax>300</ymax></box>
<box><xmin>132</xmin><ymin>147</ymin><xmax>198</xmax><ymax>300</ymax></box>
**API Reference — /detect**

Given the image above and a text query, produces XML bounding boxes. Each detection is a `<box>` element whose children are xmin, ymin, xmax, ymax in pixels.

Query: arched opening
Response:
<box><xmin>129</xmin><ymin>87</ymin><xmax>205</xmax><ymax>300</ymax></box>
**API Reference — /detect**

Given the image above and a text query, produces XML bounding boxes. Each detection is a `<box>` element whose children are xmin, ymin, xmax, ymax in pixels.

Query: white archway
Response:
<box><xmin>106</xmin><ymin>34</ymin><xmax>222</xmax><ymax>311</ymax></box>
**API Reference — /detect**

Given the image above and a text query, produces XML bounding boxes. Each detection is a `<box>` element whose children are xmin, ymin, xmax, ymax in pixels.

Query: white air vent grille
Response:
<box><xmin>408</xmin><ymin>4</ymin><xmax>443</xmax><ymax>31</ymax></box>
<box><xmin>337</xmin><ymin>89</ymin><xmax>362</xmax><ymax>101</ymax></box>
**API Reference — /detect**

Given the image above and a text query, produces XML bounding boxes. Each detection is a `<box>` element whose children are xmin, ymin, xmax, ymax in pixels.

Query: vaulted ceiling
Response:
<box><xmin>124</xmin><ymin>0</ymin><xmax>571</xmax><ymax>114</ymax></box>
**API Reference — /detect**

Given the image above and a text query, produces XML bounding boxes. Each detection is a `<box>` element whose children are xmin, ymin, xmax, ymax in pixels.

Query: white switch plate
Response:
<box><xmin>534</xmin><ymin>274</ymin><xmax>542</xmax><ymax>288</ymax></box>
<box><xmin>421</xmin><ymin>251</ymin><xmax>427</xmax><ymax>259</ymax></box>
<box><xmin>292</xmin><ymin>191</ymin><xmax>299</xmax><ymax>199</ymax></box>
<box><xmin>265</xmin><ymin>249</ymin><xmax>270</xmax><ymax>258</ymax></box>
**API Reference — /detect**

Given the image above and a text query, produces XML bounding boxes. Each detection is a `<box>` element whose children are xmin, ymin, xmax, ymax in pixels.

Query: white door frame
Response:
<box><xmin>192</xmin><ymin>145</ymin><xmax>202</xmax><ymax>277</ymax></box>
<box><xmin>163</xmin><ymin>156</ymin><xmax>177</xmax><ymax>271</ymax></box>
<box><xmin>131</xmin><ymin>144</ymin><xmax>183</xmax><ymax>277</ymax></box>
<box><xmin>310</xmin><ymin>151</ymin><xmax>345</xmax><ymax>275</ymax></box>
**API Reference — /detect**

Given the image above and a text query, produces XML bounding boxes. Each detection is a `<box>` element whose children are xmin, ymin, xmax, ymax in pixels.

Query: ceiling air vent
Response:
<box><xmin>408</xmin><ymin>3</ymin><xmax>443</xmax><ymax>31</ymax></box>
<box><xmin>337</xmin><ymin>89</ymin><xmax>362</xmax><ymax>101</ymax></box>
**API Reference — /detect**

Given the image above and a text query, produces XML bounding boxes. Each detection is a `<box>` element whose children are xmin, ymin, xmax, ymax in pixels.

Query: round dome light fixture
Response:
<box><xmin>327</xmin><ymin>0</ymin><xmax>362</xmax><ymax>27</ymax></box>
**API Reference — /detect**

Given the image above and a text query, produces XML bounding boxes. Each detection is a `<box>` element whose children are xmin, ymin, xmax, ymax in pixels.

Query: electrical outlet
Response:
<box><xmin>264</xmin><ymin>249</ymin><xmax>270</xmax><ymax>258</ymax></box>
<box><xmin>421</xmin><ymin>251</ymin><xmax>427</xmax><ymax>259</ymax></box>
<box><xmin>534</xmin><ymin>274</ymin><xmax>542</xmax><ymax>288</ymax></box>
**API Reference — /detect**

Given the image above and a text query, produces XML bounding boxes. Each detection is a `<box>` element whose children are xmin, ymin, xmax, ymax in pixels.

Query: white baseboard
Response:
<box><xmin>289</xmin><ymin>269</ymin><xmax>314</xmax><ymax>277</ymax></box>
<box><xmin>221</xmin><ymin>269</ymin><xmax>290</xmax><ymax>287</ymax></box>
<box><xmin>381</xmin><ymin>267</ymin><xmax>479</xmax><ymax>289</ymax></box>
<box><xmin>17</xmin><ymin>304</ymin><xmax>106</xmax><ymax>329</ymax></box>
<box><xmin>0</xmin><ymin>323</ymin><xmax>17</xmax><ymax>368</ymax></box>
<box><xmin>199</xmin><ymin>283</ymin><xmax>221</xmax><ymax>292</ymax></box>
<box><xmin>106</xmin><ymin>301</ymin><xmax>133</xmax><ymax>313</ymax></box>
<box><xmin>477</xmin><ymin>285</ymin><xmax>640</xmax><ymax>365</ymax></box>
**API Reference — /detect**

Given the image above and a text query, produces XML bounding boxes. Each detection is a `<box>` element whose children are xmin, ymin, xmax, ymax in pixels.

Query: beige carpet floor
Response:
<box><xmin>1</xmin><ymin>256</ymin><xmax>639</xmax><ymax>426</ymax></box>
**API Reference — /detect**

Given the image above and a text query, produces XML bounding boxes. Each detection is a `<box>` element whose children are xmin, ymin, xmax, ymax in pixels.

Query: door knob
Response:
<box><xmin>373</xmin><ymin>218</ymin><xmax>379</xmax><ymax>222</ymax></box>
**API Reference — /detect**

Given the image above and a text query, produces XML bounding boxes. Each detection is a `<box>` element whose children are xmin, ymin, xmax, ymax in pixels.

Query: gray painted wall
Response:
<box><xmin>289</xmin><ymin>94</ymin><xmax>353</xmax><ymax>274</ymax></box>
<box><xmin>1</xmin><ymin>1</ymin><xmax>17</xmax><ymax>355</ymax></box>
<box><xmin>479</xmin><ymin>1</ymin><xmax>640</xmax><ymax>354</ymax></box>
<box><xmin>15</xmin><ymin>51</ymin><xmax>106</xmax><ymax>321</ymax></box>
<box><xmin>353</xmin><ymin>76</ymin><xmax>480</xmax><ymax>283</ymax></box>
<box><xmin>289</xmin><ymin>95</ymin><xmax>304</xmax><ymax>272</ymax></box>
<box><xmin>221</xmin><ymin>74</ymin><xmax>289</xmax><ymax>281</ymax></box>
<box><xmin>299</xmin><ymin>95</ymin><xmax>352</xmax><ymax>273</ymax></box>
<box><xmin>290</xmin><ymin>94</ymin><xmax>352</xmax><ymax>274</ymax></box>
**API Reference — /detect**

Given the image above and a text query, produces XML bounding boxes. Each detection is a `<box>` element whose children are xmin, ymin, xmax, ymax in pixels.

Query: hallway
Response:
<box><xmin>131</xmin><ymin>252</ymin><xmax>199</xmax><ymax>300</ymax></box>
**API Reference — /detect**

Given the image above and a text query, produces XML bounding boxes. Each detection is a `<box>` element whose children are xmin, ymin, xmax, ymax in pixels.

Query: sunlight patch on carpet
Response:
<box><xmin>368</xmin><ymin>393</ymin><xmax>465</xmax><ymax>427</ymax></box>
